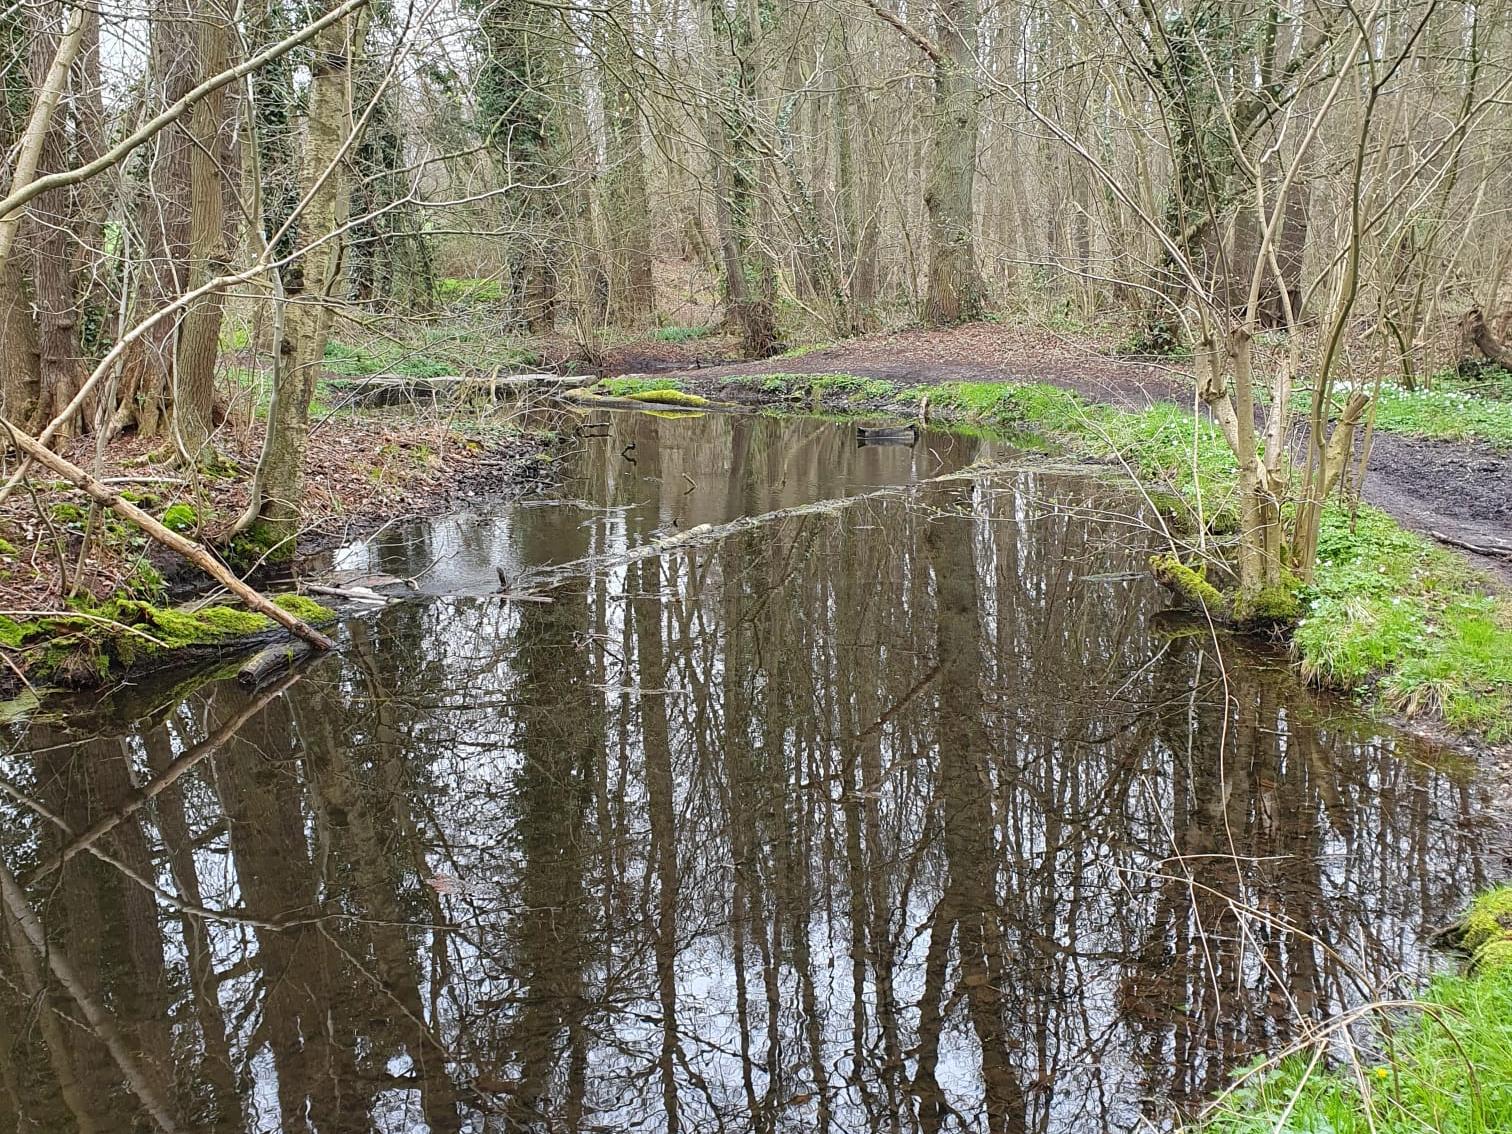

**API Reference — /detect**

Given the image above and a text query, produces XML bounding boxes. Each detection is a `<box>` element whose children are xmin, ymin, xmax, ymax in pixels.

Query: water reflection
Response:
<box><xmin>0</xmin><ymin>413</ymin><xmax>1495</xmax><ymax>1133</ymax></box>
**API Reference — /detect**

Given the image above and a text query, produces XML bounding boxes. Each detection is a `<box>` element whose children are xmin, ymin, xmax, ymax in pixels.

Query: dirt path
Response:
<box><xmin>645</xmin><ymin>323</ymin><xmax>1512</xmax><ymax>584</ymax></box>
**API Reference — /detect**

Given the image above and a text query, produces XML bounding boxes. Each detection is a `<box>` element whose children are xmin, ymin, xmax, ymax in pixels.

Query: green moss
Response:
<box><xmin>17</xmin><ymin>599</ymin><xmax>271</xmax><ymax>684</ymax></box>
<box><xmin>599</xmin><ymin>376</ymin><xmax>687</xmax><ymax>396</ymax></box>
<box><xmin>0</xmin><ymin>615</ymin><xmax>28</xmax><ymax>649</ymax></box>
<box><xmin>1149</xmin><ymin>555</ymin><xmax>1226</xmax><ymax>611</ymax></box>
<box><xmin>1463</xmin><ymin>887</ymin><xmax>1512</xmax><ymax>970</ymax></box>
<box><xmin>627</xmin><ymin>388</ymin><xmax>709</xmax><ymax>407</ymax></box>
<box><xmin>273</xmin><ymin>593</ymin><xmax>337</xmax><ymax>624</ymax></box>
<box><xmin>50</xmin><ymin>502</ymin><xmax>89</xmax><ymax>525</ymax></box>
<box><xmin>0</xmin><ymin>538</ymin><xmax>16</xmax><ymax>557</ymax></box>
<box><xmin>162</xmin><ymin>502</ymin><xmax>198</xmax><ymax>534</ymax></box>
<box><xmin>1233</xmin><ymin>578</ymin><xmax>1303</xmax><ymax>628</ymax></box>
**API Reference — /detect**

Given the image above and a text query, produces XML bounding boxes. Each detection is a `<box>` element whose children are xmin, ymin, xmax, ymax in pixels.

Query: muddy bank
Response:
<box><xmin>0</xmin><ymin>410</ymin><xmax>568</xmax><ymax>613</ymax></box>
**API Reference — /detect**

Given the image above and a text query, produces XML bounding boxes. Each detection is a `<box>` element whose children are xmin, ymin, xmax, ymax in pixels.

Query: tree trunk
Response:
<box><xmin>172</xmin><ymin>0</ymin><xmax>234</xmax><ymax>463</ymax></box>
<box><xmin>1462</xmin><ymin>306</ymin><xmax>1512</xmax><ymax>369</ymax></box>
<box><xmin>28</xmin><ymin>11</ymin><xmax>85</xmax><ymax>435</ymax></box>
<box><xmin>0</xmin><ymin>262</ymin><xmax>40</xmax><ymax>425</ymax></box>
<box><xmin>252</xmin><ymin>1</ymin><xmax>367</xmax><ymax>545</ymax></box>
<box><xmin>115</xmin><ymin>0</ymin><xmax>194</xmax><ymax>439</ymax></box>
<box><xmin>703</xmin><ymin>0</ymin><xmax>778</xmax><ymax>357</ymax></box>
<box><xmin>596</xmin><ymin>2</ymin><xmax>655</xmax><ymax>324</ymax></box>
<box><xmin>922</xmin><ymin>0</ymin><xmax>986</xmax><ymax>326</ymax></box>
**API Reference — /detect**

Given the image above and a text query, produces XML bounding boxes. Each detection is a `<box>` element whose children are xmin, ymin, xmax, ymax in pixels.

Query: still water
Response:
<box><xmin>0</xmin><ymin>411</ymin><xmax>1497</xmax><ymax>1133</ymax></box>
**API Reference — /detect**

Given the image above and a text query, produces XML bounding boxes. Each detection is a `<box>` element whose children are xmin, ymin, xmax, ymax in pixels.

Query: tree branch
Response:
<box><xmin>860</xmin><ymin>0</ymin><xmax>942</xmax><ymax>64</ymax></box>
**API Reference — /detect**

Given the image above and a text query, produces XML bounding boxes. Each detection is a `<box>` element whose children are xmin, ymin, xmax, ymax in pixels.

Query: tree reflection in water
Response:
<box><xmin>0</xmin><ymin>415</ymin><xmax>1495</xmax><ymax>1134</ymax></box>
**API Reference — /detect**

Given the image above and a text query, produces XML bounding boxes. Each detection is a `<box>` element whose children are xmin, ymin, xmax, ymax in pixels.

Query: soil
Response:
<box><xmin>641</xmin><ymin>322</ymin><xmax>1512</xmax><ymax>584</ymax></box>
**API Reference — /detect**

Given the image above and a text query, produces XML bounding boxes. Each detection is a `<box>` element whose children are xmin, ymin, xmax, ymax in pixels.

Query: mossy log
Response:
<box><xmin>0</xmin><ymin>594</ymin><xmax>336</xmax><ymax>688</ymax></box>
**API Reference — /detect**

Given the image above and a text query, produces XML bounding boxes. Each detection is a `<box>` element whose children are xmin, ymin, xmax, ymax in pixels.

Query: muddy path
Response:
<box><xmin>642</xmin><ymin>323</ymin><xmax>1512</xmax><ymax>583</ymax></box>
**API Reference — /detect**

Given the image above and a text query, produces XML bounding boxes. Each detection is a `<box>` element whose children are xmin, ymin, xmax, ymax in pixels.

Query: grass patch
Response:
<box><xmin>1448</xmin><ymin>365</ymin><xmax>1512</xmax><ymax>401</ymax></box>
<box><xmin>1194</xmin><ymin>887</ymin><xmax>1512</xmax><ymax>1134</ymax></box>
<box><xmin>1296</xmin><ymin>508</ymin><xmax>1512</xmax><ymax>738</ymax></box>
<box><xmin>323</xmin><ymin>339</ymin><xmax>453</xmax><ymax>380</ymax></box>
<box><xmin>435</xmin><ymin>277</ymin><xmax>504</xmax><ymax>303</ymax></box>
<box><xmin>1319</xmin><ymin>380</ymin><xmax>1512</xmax><ymax>448</ymax></box>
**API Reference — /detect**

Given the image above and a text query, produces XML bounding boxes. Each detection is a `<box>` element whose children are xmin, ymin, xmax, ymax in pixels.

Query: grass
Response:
<box><xmin>1362</xmin><ymin>381</ymin><xmax>1512</xmax><ymax>448</ymax></box>
<box><xmin>1297</xmin><ymin>508</ymin><xmax>1512</xmax><ymax>738</ymax></box>
<box><xmin>435</xmin><ymin>277</ymin><xmax>505</xmax><ymax>304</ymax></box>
<box><xmin>323</xmin><ymin>339</ymin><xmax>453</xmax><ymax>380</ymax></box>
<box><xmin>1449</xmin><ymin>365</ymin><xmax>1512</xmax><ymax>402</ymax></box>
<box><xmin>624</xmin><ymin>369</ymin><xmax>1509</xmax><ymax>739</ymax></box>
<box><xmin>1193</xmin><ymin>887</ymin><xmax>1512</xmax><ymax>1134</ymax></box>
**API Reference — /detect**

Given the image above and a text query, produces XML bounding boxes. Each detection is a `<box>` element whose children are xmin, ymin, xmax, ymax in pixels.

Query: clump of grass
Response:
<box><xmin>323</xmin><ymin>339</ymin><xmax>453</xmax><ymax>380</ymax></box>
<box><xmin>1446</xmin><ymin>365</ymin><xmax>1512</xmax><ymax>401</ymax></box>
<box><xmin>1320</xmin><ymin>380</ymin><xmax>1512</xmax><ymax>448</ymax></box>
<box><xmin>1194</xmin><ymin>887</ymin><xmax>1512</xmax><ymax>1134</ymax></box>
<box><xmin>434</xmin><ymin>277</ymin><xmax>505</xmax><ymax>303</ymax></box>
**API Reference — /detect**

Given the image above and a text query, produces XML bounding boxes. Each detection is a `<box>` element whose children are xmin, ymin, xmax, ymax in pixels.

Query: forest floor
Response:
<box><xmin>640</xmin><ymin>321</ymin><xmax>1512</xmax><ymax>584</ymax></box>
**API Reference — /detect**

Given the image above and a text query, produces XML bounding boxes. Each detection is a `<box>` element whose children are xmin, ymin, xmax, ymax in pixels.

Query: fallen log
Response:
<box><xmin>327</xmin><ymin>373</ymin><xmax>592</xmax><ymax>407</ymax></box>
<box><xmin>1430</xmin><ymin>530</ymin><xmax>1512</xmax><ymax>559</ymax></box>
<box><xmin>237</xmin><ymin>639</ymin><xmax>314</xmax><ymax>687</ymax></box>
<box><xmin>1460</xmin><ymin>307</ymin><xmax>1512</xmax><ymax>370</ymax></box>
<box><xmin>856</xmin><ymin>423</ymin><xmax>918</xmax><ymax>445</ymax></box>
<box><xmin>0</xmin><ymin>418</ymin><xmax>336</xmax><ymax>651</ymax></box>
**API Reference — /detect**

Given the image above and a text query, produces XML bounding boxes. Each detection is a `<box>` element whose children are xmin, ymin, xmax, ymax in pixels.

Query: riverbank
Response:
<box><xmin>594</xmin><ymin>371</ymin><xmax>1512</xmax><ymax>747</ymax></box>
<box><xmin>1192</xmin><ymin>886</ymin><xmax>1512</xmax><ymax>1133</ymax></box>
<box><xmin>0</xmin><ymin>407</ymin><xmax>565</xmax><ymax>690</ymax></box>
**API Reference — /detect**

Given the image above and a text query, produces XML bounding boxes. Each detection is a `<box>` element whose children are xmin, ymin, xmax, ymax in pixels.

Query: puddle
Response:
<box><xmin>1</xmin><ymin>411</ymin><xmax>1496</xmax><ymax>1133</ymax></box>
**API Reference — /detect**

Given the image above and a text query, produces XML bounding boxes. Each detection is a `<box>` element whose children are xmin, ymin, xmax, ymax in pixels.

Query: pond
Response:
<box><xmin>0</xmin><ymin>410</ymin><xmax>1497</xmax><ymax>1133</ymax></box>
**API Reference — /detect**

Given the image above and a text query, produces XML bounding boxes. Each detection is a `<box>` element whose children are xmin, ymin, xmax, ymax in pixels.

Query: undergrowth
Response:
<box><xmin>1296</xmin><ymin>508</ymin><xmax>1512</xmax><ymax>738</ymax></box>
